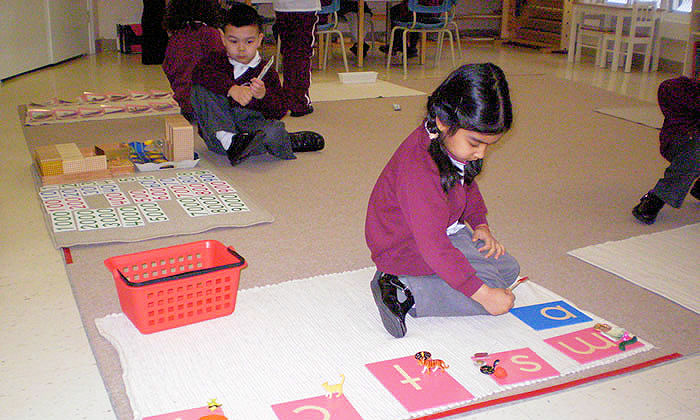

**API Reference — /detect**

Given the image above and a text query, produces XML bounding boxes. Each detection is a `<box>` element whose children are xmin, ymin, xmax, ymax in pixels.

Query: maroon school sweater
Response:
<box><xmin>365</xmin><ymin>124</ymin><xmax>489</xmax><ymax>297</ymax></box>
<box><xmin>191</xmin><ymin>50</ymin><xmax>287</xmax><ymax>120</ymax></box>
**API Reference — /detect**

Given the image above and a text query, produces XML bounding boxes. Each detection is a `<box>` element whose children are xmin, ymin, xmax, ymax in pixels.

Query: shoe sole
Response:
<box><xmin>632</xmin><ymin>208</ymin><xmax>656</xmax><ymax>225</ymax></box>
<box><xmin>370</xmin><ymin>278</ymin><xmax>406</xmax><ymax>338</ymax></box>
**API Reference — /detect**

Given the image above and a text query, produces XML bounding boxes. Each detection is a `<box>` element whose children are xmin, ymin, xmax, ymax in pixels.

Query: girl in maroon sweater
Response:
<box><xmin>162</xmin><ymin>0</ymin><xmax>224</xmax><ymax>122</ymax></box>
<box><xmin>366</xmin><ymin>63</ymin><xmax>520</xmax><ymax>338</ymax></box>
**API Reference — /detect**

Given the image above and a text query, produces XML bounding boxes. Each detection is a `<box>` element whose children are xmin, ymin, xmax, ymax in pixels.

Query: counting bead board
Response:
<box><xmin>35</xmin><ymin>168</ymin><xmax>271</xmax><ymax>248</ymax></box>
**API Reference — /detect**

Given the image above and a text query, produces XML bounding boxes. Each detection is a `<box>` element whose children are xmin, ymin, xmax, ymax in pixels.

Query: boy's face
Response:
<box><xmin>219</xmin><ymin>24</ymin><xmax>263</xmax><ymax>65</ymax></box>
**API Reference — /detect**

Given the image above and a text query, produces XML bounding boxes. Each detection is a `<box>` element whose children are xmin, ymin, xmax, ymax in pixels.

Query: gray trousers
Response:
<box><xmin>190</xmin><ymin>84</ymin><xmax>295</xmax><ymax>161</ymax></box>
<box><xmin>651</xmin><ymin>134</ymin><xmax>699</xmax><ymax>208</ymax></box>
<box><xmin>382</xmin><ymin>227</ymin><xmax>520</xmax><ymax>317</ymax></box>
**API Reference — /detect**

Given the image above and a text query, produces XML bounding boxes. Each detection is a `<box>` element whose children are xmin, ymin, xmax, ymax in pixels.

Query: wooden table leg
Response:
<box><xmin>358</xmin><ymin>0</ymin><xmax>365</xmax><ymax>67</ymax></box>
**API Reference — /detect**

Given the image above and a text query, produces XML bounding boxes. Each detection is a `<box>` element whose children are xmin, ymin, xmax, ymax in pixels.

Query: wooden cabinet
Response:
<box><xmin>0</xmin><ymin>0</ymin><xmax>90</xmax><ymax>80</ymax></box>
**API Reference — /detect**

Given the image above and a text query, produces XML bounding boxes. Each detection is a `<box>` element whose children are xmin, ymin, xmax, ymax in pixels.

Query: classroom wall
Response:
<box><xmin>95</xmin><ymin>0</ymin><xmax>143</xmax><ymax>40</ymax></box>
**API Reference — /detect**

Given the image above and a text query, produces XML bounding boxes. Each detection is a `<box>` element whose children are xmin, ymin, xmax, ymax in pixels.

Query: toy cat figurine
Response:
<box><xmin>415</xmin><ymin>351</ymin><xmax>449</xmax><ymax>374</ymax></box>
<box><xmin>322</xmin><ymin>374</ymin><xmax>345</xmax><ymax>398</ymax></box>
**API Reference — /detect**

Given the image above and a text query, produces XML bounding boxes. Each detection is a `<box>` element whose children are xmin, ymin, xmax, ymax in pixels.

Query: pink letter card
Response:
<box><xmin>366</xmin><ymin>355</ymin><xmax>473</xmax><ymax>413</ymax></box>
<box><xmin>544</xmin><ymin>327</ymin><xmax>644</xmax><ymax>364</ymax></box>
<box><xmin>271</xmin><ymin>394</ymin><xmax>363</xmax><ymax>420</ymax></box>
<box><xmin>474</xmin><ymin>348</ymin><xmax>560</xmax><ymax>386</ymax></box>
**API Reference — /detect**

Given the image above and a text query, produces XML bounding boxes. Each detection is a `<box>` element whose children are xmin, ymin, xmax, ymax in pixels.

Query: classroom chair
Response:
<box><xmin>386</xmin><ymin>0</ymin><xmax>459</xmax><ymax>75</ymax></box>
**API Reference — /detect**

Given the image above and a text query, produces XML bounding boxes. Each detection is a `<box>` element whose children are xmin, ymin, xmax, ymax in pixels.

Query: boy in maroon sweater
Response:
<box><xmin>190</xmin><ymin>3</ymin><xmax>324</xmax><ymax>165</ymax></box>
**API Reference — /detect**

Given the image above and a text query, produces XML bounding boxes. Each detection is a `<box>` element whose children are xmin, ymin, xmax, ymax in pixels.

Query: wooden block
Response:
<box><xmin>85</xmin><ymin>155</ymin><xmax>108</xmax><ymax>172</ymax></box>
<box><xmin>108</xmin><ymin>157</ymin><xmax>135</xmax><ymax>175</ymax></box>
<box><xmin>62</xmin><ymin>157</ymin><xmax>87</xmax><ymax>174</ymax></box>
<box><xmin>96</xmin><ymin>142</ymin><xmax>130</xmax><ymax>161</ymax></box>
<box><xmin>55</xmin><ymin>143</ymin><xmax>82</xmax><ymax>159</ymax></box>
<box><xmin>34</xmin><ymin>145</ymin><xmax>63</xmax><ymax>176</ymax></box>
<box><xmin>164</xmin><ymin>114</ymin><xmax>194</xmax><ymax>162</ymax></box>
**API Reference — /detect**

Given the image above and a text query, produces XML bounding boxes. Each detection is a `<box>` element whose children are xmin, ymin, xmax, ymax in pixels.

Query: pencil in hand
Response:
<box><xmin>507</xmin><ymin>276</ymin><xmax>529</xmax><ymax>291</ymax></box>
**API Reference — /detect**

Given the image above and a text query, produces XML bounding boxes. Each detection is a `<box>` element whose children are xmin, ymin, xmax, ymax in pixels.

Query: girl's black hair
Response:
<box><xmin>426</xmin><ymin>63</ymin><xmax>513</xmax><ymax>193</ymax></box>
<box><xmin>163</xmin><ymin>0</ymin><xmax>221</xmax><ymax>32</ymax></box>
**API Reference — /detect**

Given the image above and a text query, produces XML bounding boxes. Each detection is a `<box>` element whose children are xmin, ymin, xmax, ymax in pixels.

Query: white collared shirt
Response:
<box><xmin>446</xmin><ymin>155</ymin><xmax>466</xmax><ymax>235</ymax></box>
<box><xmin>228</xmin><ymin>52</ymin><xmax>261</xmax><ymax>79</ymax></box>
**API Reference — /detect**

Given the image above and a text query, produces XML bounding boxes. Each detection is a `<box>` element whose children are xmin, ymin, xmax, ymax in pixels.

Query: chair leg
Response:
<box><xmin>368</xmin><ymin>15</ymin><xmax>376</xmax><ymax>50</ymax></box>
<box><xmin>599</xmin><ymin>39</ymin><xmax>608</xmax><ymax>68</ymax></box>
<box><xmin>336</xmin><ymin>31</ymin><xmax>349</xmax><ymax>72</ymax></box>
<box><xmin>594</xmin><ymin>36</ymin><xmax>604</xmax><ymax>67</ymax></box>
<box><xmin>642</xmin><ymin>43</ymin><xmax>652</xmax><ymax>72</ymax></box>
<box><xmin>436</xmin><ymin>32</ymin><xmax>444</xmax><ymax>64</ymax></box>
<box><xmin>322</xmin><ymin>33</ymin><xmax>330</xmax><ymax>70</ymax></box>
<box><xmin>276</xmin><ymin>34</ymin><xmax>281</xmax><ymax>71</ymax></box>
<box><xmin>402</xmin><ymin>30</ymin><xmax>409</xmax><ymax>75</ymax></box>
<box><xmin>574</xmin><ymin>32</ymin><xmax>583</xmax><ymax>63</ymax></box>
<box><xmin>453</xmin><ymin>25</ymin><xmax>462</xmax><ymax>60</ymax></box>
<box><xmin>447</xmin><ymin>31</ymin><xmax>455</xmax><ymax>67</ymax></box>
<box><xmin>624</xmin><ymin>41</ymin><xmax>633</xmax><ymax>73</ymax></box>
<box><xmin>386</xmin><ymin>27</ymin><xmax>399</xmax><ymax>72</ymax></box>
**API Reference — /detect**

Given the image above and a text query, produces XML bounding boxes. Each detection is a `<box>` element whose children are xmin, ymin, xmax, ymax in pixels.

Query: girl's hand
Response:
<box><xmin>471</xmin><ymin>284</ymin><xmax>515</xmax><ymax>315</ymax></box>
<box><xmin>473</xmin><ymin>224</ymin><xmax>505</xmax><ymax>259</ymax></box>
<box><xmin>228</xmin><ymin>85</ymin><xmax>253</xmax><ymax>106</ymax></box>
<box><xmin>249</xmin><ymin>78</ymin><xmax>266</xmax><ymax>99</ymax></box>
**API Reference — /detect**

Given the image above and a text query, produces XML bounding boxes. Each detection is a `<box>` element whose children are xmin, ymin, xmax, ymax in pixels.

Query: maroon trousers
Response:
<box><xmin>274</xmin><ymin>11</ymin><xmax>318</xmax><ymax>114</ymax></box>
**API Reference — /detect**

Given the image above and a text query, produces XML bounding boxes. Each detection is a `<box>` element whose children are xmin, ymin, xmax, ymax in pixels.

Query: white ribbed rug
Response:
<box><xmin>96</xmin><ymin>267</ymin><xmax>652</xmax><ymax>420</ymax></box>
<box><xmin>569</xmin><ymin>223</ymin><xmax>700</xmax><ymax>314</ymax></box>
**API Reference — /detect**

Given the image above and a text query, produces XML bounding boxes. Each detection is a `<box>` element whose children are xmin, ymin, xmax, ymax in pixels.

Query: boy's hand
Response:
<box><xmin>473</xmin><ymin>224</ymin><xmax>505</xmax><ymax>259</ymax></box>
<box><xmin>249</xmin><ymin>78</ymin><xmax>266</xmax><ymax>99</ymax></box>
<box><xmin>471</xmin><ymin>284</ymin><xmax>515</xmax><ymax>315</ymax></box>
<box><xmin>228</xmin><ymin>84</ymin><xmax>253</xmax><ymax>106</ymax></box>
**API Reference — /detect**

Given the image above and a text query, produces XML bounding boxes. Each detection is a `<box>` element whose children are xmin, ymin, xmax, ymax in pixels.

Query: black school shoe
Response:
<box><xmin>289</xmin><ymin>131</ymin><xmax>325</xmax><ymax>152</ymax></box>
<box><xmin>349</xmin><ymin>42</ymin><xmax>370</xmax><ymax>58</ymax></box>
<box><xmin>290</xmin><ymin>105</ymin><xmax>314</xmax><ymax>117</ymax></box>
<box><xmin>632</xmin><ymin>192</ymin><xmax>665</xmax><ymax>224</ymax></box>
<box><xmin>226</xmin><ymin>132</ymin><xmax>256</xmax><ymax>165</ymax></box>
<box><xmin>691</xmin><ymin>179</ymin><xmax>700</xmax><ymax>200</ymax></box>
<box><xmin>378</xmin><ymin>44</ymin><xmax>418</xmax><ymax>58</ymax></box>
<box><xmin>370</xmin><ymin>273</ymin><xmax>414</xmax><ymax>338</ymax></box>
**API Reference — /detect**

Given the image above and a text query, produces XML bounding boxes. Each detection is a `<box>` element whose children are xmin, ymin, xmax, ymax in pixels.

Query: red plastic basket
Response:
<box><xmin>104</xmin><ymin>240</ymin><xmax>246</xmax><ymax>334</ymax></box>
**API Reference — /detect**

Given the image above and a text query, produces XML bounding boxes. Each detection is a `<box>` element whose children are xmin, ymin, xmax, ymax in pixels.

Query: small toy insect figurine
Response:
<box><xmin>415</xmin><ymin>351</ymin><xmax>449</xmax><ymax>374</ymax></box>
<box><xmin>479</xmin><ymin>359</ymin><xmax>500</xmax><ymax>375</ymax></box>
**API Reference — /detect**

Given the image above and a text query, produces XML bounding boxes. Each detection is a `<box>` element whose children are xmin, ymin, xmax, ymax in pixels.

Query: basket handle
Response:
<box><xmin>116</xmin><ymin>248</ymin><xmax>246</xmax><ymax>287</ymax></box>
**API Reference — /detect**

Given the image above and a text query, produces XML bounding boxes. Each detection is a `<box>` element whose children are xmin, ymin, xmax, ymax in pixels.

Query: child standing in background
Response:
<box><xmin>632</xmin><ymin>76</ymin><xmax>699</xmax><ymax>224</ymax></box>
<box><xmin>190</xmin><ymin>2</ymin><xmax>324</xmax><ymax>165</ymax></box>
<box><xmin>365</xmin><ymin>63</ymin><xmax>520</xmax><ymax>338</ymax></box>
<box><xmin>162</xmin><ymin>0</ymin><xmax>224</xmax><ymax>122</ymax></box>
<box><xmin>272</xmin><ymin>0</ymin><xmax>321</xmax><ymax>117</ymax></box>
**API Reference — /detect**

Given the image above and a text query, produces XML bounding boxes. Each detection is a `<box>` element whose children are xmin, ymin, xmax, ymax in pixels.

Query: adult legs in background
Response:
<box><xmin>141</xmin><ymin>0</ymin><xmax>168</xmax><ymax>65</ymax></box>
<box><xmin>273</xmin><ymin>11</ymin><xmax>318</xmax><ymax>117</ymax></box>
<box><xmin>380</xmin><ymin>3</ymin><xmax>418</xmax><ymax>57</ymax></box>
<box><xmin>338</xmin><ymin>1</ymin><xmax>373</xmax><ymax>57</ymax></box>
<box><xmin>401</xmin><ymin>228</ymin><xmax>520</xmax><ymax>317</ymax></box>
